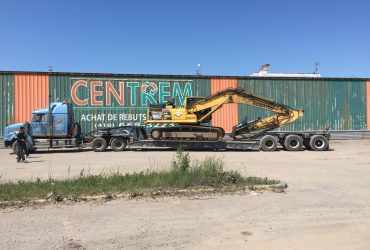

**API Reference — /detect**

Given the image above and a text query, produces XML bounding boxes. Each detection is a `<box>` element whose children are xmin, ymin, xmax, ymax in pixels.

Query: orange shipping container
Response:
<box><xmin>15</xmin><ymin>74</ymin><xmax>49</xmax><ymax>123</ymax></box>
<box><xmin>211</xmin><ymin>78</ymin><xmax>238</xmax><ymax>132</ymax></box>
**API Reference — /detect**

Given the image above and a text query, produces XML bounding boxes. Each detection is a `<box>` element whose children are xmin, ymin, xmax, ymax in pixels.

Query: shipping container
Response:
<box><xmin>0</xmin><ymin>71</ymin><xmax>369</xmax><ymax>137</ymax></box>
<box><xmin>15</xmin><ymin>74</ymin><xmax>49</xmax><ymax>123</ymax></box>
<box><xmin>237</xmin><ymin>78</ymin><xmax>367</xmax><ymax>131</ymax></box>
<box><xmin>367</xmin><ymin>80</ymin><xmax>370</xmax><ymax>130</ymax></box>
<box><xmin>0</xmin><ymin>74</ymin><xmax>15</xmax><ymax>136</ymax></box>
<box><xmin>211</xmin><ymin>78</ymin><xmax>238</xmax><ymax>132</ymax></box>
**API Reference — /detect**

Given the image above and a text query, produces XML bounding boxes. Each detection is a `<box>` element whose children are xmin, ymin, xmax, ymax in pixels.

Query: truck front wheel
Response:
<box><xmin>110</xmin><ymin>137</ymin><xmax>127</xmax><ymax>152</ymax></box>
<box><xmin>11</xmin><ymin>141</ymin><xmax>34</xmax><ymax>154</ymax></box>
<box><xmin>91</xmin><ymin>137</ymin><xmax>108</xmax><ymax>152</ymax></box>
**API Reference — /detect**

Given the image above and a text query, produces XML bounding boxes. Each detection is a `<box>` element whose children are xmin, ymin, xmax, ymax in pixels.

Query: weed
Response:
<box><xmin>171</xmin><ymin>147</ymin><xmax>191</xmax><ymax>172</ymax></box>
<box><xmin>0</xmin><ymin>151</ymin><xmax>279</xmax><ymax>202</ymax></box>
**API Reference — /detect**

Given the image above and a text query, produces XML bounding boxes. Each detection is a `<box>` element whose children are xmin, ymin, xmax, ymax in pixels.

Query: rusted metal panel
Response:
<box><xmin>49</xmin><ymin>75</ymin><xmax>210</xmax><ymax>134</ymax></box>
<box><xmin>237</xmin><ymin>79</ymin><xmax>367</xmax><ymax>131</ymax></box>
<box><xmin>0</xmin><ymin>74</ymin><xmax>15</xmax><ymax>136</ymax></box>
<box><xmin>14</xmin><ymin>74</ymin><xmax>49</xmax><ymax>123</ymax></box>
<box><xmin>211</xmin><ymin>78</ymin><xmax>238</xmax><ymax>132</ymax></box>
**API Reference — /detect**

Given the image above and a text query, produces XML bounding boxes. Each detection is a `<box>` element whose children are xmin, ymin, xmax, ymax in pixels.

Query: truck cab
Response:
<box><xmin>29</xmin><ymin>102</ymin><xmax>73</xmax><ymax>138</ymax></box>
<box><xmin>3</xmin><ymin>102</ymin><xmax>83</xmax><ymax>152</ymax></box>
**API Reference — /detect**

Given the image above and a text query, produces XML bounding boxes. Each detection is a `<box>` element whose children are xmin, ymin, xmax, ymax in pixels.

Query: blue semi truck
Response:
<box><xmin>3</xmin><ymin>102</ymin><xmax>85</xmax><ymax>153</ymax></box>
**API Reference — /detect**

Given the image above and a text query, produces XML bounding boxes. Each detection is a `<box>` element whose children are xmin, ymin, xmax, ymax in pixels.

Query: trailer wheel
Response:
<box><xmin>284</xmin><ymin>135</ymin><xmax>303</xmax><ymax>151</ymax></box>
<box><xmin>110</xmin><ymin>137</ymin><xmax>127</xmax><ymax>151</ymax></box>
<box><xmin>309</xmin><ymin>135</ymin><xmax>329</xmax><ymax>151</ymax></box>
<box><xmin>91</xmin><ymin>137</ymin><xmax>108</xmax><ymax>152</ymax></box>
<box><xmin>260</xmin><ymin>135</ymin><xmax>278</xmax><ymax>151</ymax></box>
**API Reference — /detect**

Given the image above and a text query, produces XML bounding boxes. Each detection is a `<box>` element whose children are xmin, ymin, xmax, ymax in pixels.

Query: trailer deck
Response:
<box><xmin>128</xmin><ymin>139</ymin><xmax>260</xmax><ymax>151</ymax></box>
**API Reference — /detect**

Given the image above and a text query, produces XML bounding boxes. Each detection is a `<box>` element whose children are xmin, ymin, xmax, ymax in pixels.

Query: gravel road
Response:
<box><xmin>0</xmin><ymin>140</ymin><xmax>369</xmax><ymax>249</ymax></box>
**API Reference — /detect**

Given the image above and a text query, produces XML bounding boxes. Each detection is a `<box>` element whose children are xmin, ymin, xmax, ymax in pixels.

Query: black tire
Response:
<box><xmin>260</xmin><ymin>135</ymin><xmax>278</xmax><ymax>152</ymax></box>
<box><xmin>309</xmin><ymin>135</ymin><xmax>329</xmax><ymax>151</ymax></box>
<box><xmin>110</xmin><ymin>137</ymin><xmax>127</xmax><ymax>152</ymax></box>
<box><xmin>283</xmin><ymin>135</ymin><xmax>303</xmax><ymax>151</ymax></box>
<box><xmin>11</xmin><ymin>141</ymin><xmax>34</xmax><ymax>154</ymax></box>
<box><xmin>91</xmin><ymin>137</ymin><xmax>108</xmax><ymax>152</ymax></box>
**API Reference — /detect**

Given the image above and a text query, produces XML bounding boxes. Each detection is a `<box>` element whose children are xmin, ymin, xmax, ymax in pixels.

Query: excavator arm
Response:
<box><xmin>146</xmin><ymin>88</ymin><xmax>304</xmax><ymax>141</ymax></box>
<box><xmin>187</xmin><ymin>88</ymin><xmax>303</xmax><ymax>137</ymax></box>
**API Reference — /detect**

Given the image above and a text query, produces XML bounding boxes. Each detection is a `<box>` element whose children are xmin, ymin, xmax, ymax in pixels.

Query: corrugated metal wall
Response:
<box><xmin>0</xmin><ymin>72</ymin><xmax>369</xmax><ymax>138</ymax></box>
<box><xmin>367</xmin><ymin>81</ymin><xmax>370</xmax><ymax>130</ymax></box>
<box><xmin>0</xmin><ymin>74</ymin><xmax>15</xmax><ymax>137</ymax></box>
<box><xmin>211</xmin><ymin>78</ymin><xmax>238</xmax><ymax>132</ymax></box>
<box><xmin>49</xmin><ymin>75</ymin><xmax>210</xmax><ymax>133</ymax></box>
<box><xmin>237</xmin><ymin>79</ymin><xmax>367</xmax><ymax>131</ymax></box>
<box><xmin>14</xmin><ymin>74</ymin><xmax>49</xmax><ymax>123</ymax></box>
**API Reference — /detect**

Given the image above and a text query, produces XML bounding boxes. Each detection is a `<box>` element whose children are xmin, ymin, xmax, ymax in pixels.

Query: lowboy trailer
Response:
<box><xmin>88</xmin><ymin>126</ymin><xmax>330</xmax><ymax>152</ymax></box>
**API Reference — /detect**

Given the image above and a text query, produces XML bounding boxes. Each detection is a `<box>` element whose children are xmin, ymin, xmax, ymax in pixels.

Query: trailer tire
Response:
<box><xmin>309</xmin><ymin>135</ymin><xmax>329</xmax><ymax>151</ymax></box>
<box><xmin>110</xmin><ymin>137</ymin><xmax>127</xmax><ymax>151</ymax></box>
<box><xmin>284</xmin><ymin>135</ymin><xmax>303</xmax><ymax>151</ymax></box>
<box><xmin>91</xmin><ymin>137</ymin><xmax>108</xmax><ymax>152</ymax></box>
<box><xmin>260</xmin><ymin>135</ymin><xmax>278</xmax><ymax>151</ymax></box>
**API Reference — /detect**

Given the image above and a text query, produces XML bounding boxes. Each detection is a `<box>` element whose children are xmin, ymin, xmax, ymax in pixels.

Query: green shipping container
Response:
<box><xmin>237</xmin><ymin>78</ymin><xmax>367</xmax><ymax>131</ymax></box>
<box><xmin>0</xmin><ymin>74</ymin><xmax>15</xmax><ymax>137</ymax></box>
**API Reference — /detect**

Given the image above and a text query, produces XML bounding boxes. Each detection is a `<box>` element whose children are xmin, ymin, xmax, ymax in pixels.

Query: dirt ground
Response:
<box><xmin>0</xmin><ymin>140</ymin><xmax>370</xmax><ymax>249</ymax></box>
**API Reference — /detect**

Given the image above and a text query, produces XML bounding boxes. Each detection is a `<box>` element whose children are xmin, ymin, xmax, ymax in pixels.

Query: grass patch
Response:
<box><xmin>0</xmin><ymin>148</ymin><xmax>279</xmax><ymax>203</ymax></box>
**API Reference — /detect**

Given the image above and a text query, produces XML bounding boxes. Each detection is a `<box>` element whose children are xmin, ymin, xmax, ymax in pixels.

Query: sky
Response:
<box><xmin>0</xmin><ymin>0</ymin><xmax>369</xmax><ymax>77</ymax></box>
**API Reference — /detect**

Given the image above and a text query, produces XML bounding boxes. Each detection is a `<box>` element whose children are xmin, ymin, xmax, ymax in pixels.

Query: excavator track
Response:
<box><xmin>150</xmin><ymin>126</ymin><xmax>225</xmax><ymax>141</ymax></box>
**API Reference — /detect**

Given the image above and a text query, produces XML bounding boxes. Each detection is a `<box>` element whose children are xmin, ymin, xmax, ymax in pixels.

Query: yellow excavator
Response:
<box><xmin>145</xmin><ymin>88</ymin><xmax>304</xmax><ymax>141</ymax></box>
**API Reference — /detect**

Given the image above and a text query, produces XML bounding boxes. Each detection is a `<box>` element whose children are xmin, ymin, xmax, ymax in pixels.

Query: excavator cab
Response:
<box><xmin>185</xmin><ymin>97</ymin><xmax>204</xmax><ymax>109</ymax></box>
<box><xmin>147</xmin><ymin>96</ymin><xmax>207</xmax><ymax>124</ymax></box>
